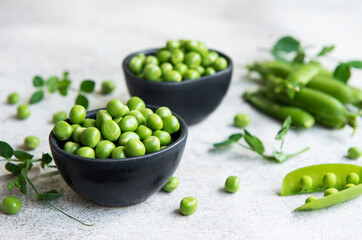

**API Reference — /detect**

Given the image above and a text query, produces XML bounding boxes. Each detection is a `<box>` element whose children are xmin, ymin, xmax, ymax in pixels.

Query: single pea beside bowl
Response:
<box><xmin>122</xmin><ymin>40</ymin><xmax>233</xmax><ymax>125</ymax></box>
<box><xmin>48</xmin><ymin>104</ymin><xmax>188</xmax><ymax>207</ymax></box>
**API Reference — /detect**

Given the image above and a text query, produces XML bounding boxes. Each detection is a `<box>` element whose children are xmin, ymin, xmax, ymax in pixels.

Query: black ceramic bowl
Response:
<box><xmin>49</xmin><ymin>106</ymin><xmax>188</xmax><ymax>207</ymax></box>
<box><xmin>122</xmin><ymin>48</ymin><xmax>233</xmax><ymax>125</ymax></box>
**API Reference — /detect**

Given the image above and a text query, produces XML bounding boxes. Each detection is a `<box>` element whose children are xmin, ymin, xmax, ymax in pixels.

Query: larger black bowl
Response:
<box><xmin>122</xmin><ymin>48</ymin><xmax>233</xmax><ymax>125</ymax></box>
<box><xmin>49</xmin><ymin>106</ymin><xmax>188</xmax><ymax>207</ymax></box>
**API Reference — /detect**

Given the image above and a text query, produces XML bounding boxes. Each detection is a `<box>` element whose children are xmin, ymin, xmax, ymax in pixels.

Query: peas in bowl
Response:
<box><xmin>49</xmin><ymin>97</ymin><xmax>188</xmax><ymax>207</ymax></box>
<box><xmin>122</xmin><ymin>39</ymin><xmax>233</xmax><ymax>125</ymax></box>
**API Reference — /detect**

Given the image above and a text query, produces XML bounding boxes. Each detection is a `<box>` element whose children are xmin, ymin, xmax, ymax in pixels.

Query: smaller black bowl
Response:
<box><xmin>122</xmin><ymin>48</ymin><xmax>233</xmax><ymax>125</ymax></box>
<box><xmin>49</xmin><ymin>106</ymin><xmax>188</xmax><ymax>207</ymax></box>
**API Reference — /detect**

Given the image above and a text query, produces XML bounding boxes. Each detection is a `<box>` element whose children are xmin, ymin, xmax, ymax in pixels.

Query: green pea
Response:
<box><xmin>24</xmin><ymin>136</ymin><xmax>40</xmax><ymax>150</ymax></box>
<box><xmin>145</xmin><ymin>55</ymin><xmax>159</xmax><ymax>65</ymax></box>
<box><xmin>101</xmin><ymin>80</ymin><xmax>116</xmax><ymax>94</ymax></box>
<box><xmin>96</xmin><ymin>110</ymin><xmax>108</xmax><ymax>118</ymax></box>
<box><xmin>125</xmin><ymin>139</ymin><xmax>146</xmax><ymax>157</ymax></box>
<box><xmin>76</xmin><ymin>147</ymin><xmax>95</xmax><ymax>158</ymax></box>
<box><xmin>7</xmin><ymin>92</ymin><xmax>20</xmax><ymax>104</ymax></box>
<box><xmin>17</xmin><ymin>104</ymin><xmax>31</xmax><ymax>119</ymax></box>
<box><xmin>346</xmin><ymin>172</ymin><xmax>360</xmax><ymax>185</ymax></box>
<box><xmin>119</xmin><ymin>115</ymin><xmax>138</xmax><ymax>132</ymax></box>
<box><xmin>197</xmin><ymin>41</ymin><xmax>208</xmax><ymax>56</ymax></box>
<box><xmin>1</xmin><ymin>196</ymin><xmax>22</xmax><ymax>215</ymax></box>
<box><xmin>127</xmin><ymin>96</ymin><xmax>146</xmax><ymax>111</ymax></box>
<box><xmin>71</xmin><ymin>124</ymin><xmax>81</xmax><ymax>131</ymax></box>
<box><xmin>143</xmin><ymin>64</ymin><xmax>162</xmax><ymax>81</ymax></box>
<box><xmin>174</xmin><ymin>63</ymin><xmax>188</xmax><ymax>76</ymax></box>
<box><xmin>72</xmin><ymin>127</ymin><xmax>86</xmax><ymax>143</ymax></box>
<box><xmin>225</xmin><ymin>176</ymin><xmax>240</xmax><ymax>193</ymax></box>
<box><xmin>204</xmin><ymin>67</ymin><xmax>216</xmax><ymax>76</ymax></box>
<box><xmin>96</xmin><ymin>112</ymin><xmax>112</xmax><ymax>129</ymax></box>
<box><xmin>140</xmin><ymin>108</ymin><xmax>154</xmax><ymax>119</ymax></box>
<box><xmin>183</xmin><ymin>69</ymin><xmax>200</xmax><ymax>80</ymax></box>
<box><xmin>160</xmin><ymin>62</ymin><xmax>173</xmax><ymax>74</ymax></box>
<box><xmin>185</xmin><ymin>51</ymin><xmax>202</xmax><ymax>68</ymax></box>
<box><xmin>166</xmin><ymin>40</ymin><xmax>180</xmax><ymax>50</ymax></box>
<box><xmin>234</xmin><ymin>113</ymin><xmax>251</xmax><ymax>128</ymax></box>
<box><xmin>53</xmin><ymin>111</ymin><xmax>67</xmax><ymax>123</ymax></box>
<box><xmin>153</xmin><ymin>130</ymin><xmax>171</xmax><ymax>146</ymax></box>
<box><xmin>82</xmin><ymin>118</ymin><xmax>96</xmax><ymax>128</ymax></box>
<box><xmin>184</xmin><ymin>40</ymin><xmax>199</xmax><ymax>52</ymax></box>
<box><xmin>324</xmin><ymin>188</ymin><xmax>338</xmax><ymax>197</ymax></box>
<box><xmin>163</xmin><ymin>70</ymin><xmax>182</xmax><ymax>82</ymax></box>
<box><xmin>143</xmin><ymin>136</ymin><xmax>161</xmax><ymax>153</ymax></box>
<box><xmin>163</xmin><ymin>176</ymin><xmax>179</xmax><ymax>192</ymax></box>
<box><xmin>69</xmin><ymin>105</ymin><xmax>86</xmax><ymax>124</ymax></box>
<box><xmin>129</xmin><ymin>56</ymin><xmax>144</xmax><ymax>74</ymax></box>
<box><xmin>170</xmin><ymin>49</ymin><xmax>184</xmax><ymax>65</ymax></box>
<box><xmin>213</xmin><ymin>57</ymin><xmax>228</xmax><ymax>71</ymax></box>
<box><xmin>136</xmin><ymin>125</ymin><xmax>153</xmax><ymax>140</ymax></box>
<box><xmin>157</xmin><ymin>50</ymin><xmax>172</xmax><ymax>63</ymax></box>
<box><xmin>344</xmin><ymin>183</ymin><xmax>356</xmax><ymax>190</ymax></box>
<box><xmin>81</xmin><ymin>127</ymin><xmax>101</xmax><ymax>148</ymax></box>
<box><xmin>160</xmin><ymin>146</ymin><xmax>167</xmax><ymax>150</ymax></box>
<box><xmin>101</xmin><ymin>120</ymin><xmax>121</xmax><ymax>142</ymax></box>
<box><xmin>146</xmin><ymin>114</ymin><xmax>163</xmax><ymax>130</ymax></box>
<box><xmin>95</xmin><ymin>140</ymin><xmax>116</xmax><ymax>159</ymax></box>
<box><xmin>111</xmin><ymin>146</ymin><xmax>127</xmax><ymax>159</ymax></box>
<box><xmin>156</xmin><ymin>107</ymin><xmax>172</xmax><ymax>118</ymax></box>
<box><xmin>202</xmin><ymin>51</ymin><xmax>218</xmax><ymax>66</ymax></box>
<box><xmin>127</xmin><ymin>110</ymin><xmax>146</xmax><ymax>125</ymax></box>
<box><xmin>119</xmin><ymin>132</ymin><xmax>140</xmax><ymax>146</ymax></box>
<box><xmin>63</xmin><ymin>141</ymin><xmax>81</xmax><ymax>154</ymax></box>
<box><xmin>162</xmin><ymin>115</ymin><xmax>180</xmax><ymax>134</ymax></box>
<box><xmin>299</xmin><ymin>175</ymin><xmax>313</xmax><ymax>190</ymax></box>
<box><xmin>112</xmin><ymin>117</ymin><xmax>123</xmax><ymax>124</ymax></box>
<box><xmin>53</xmin><ymin>121</ymin><xmax>73</xmax><ymax>141</ymax></box>
<box><xmin>136</xmin><ymin>53</ymin><xmax>146</xmax><ymax>64</ymax></box>
<box><xmin>180</xmin><ymin>196</ymin><xmax>197</xmax><ymax>216</ymax></box>
<box><xmin>106</xmin><ymin>99</ymin><xmax>128</xmax><ymax>118</ymax></box>
<box><xmin>347</xmin><ymin>147</ymin><xmax>362</xmax><ymax>159</ymax></box>
<box><xmin>305</xmin><ymin>196</ymin><xmax>318</xmax><ymax>203</ymax></box>
<box><xmin>195</xmin><ymin>65</ymin><xmax>206</xmax><ymax>75</ymax></box>
<box><xmin>323</xmin><ymin>172</ymin><xmax>337</xmax><ymax>187</ymax></box>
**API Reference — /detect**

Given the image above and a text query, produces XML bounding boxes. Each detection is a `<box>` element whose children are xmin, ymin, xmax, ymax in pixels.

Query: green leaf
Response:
<box><xmin>275</xmin><ymin>116</ymin><xmax>292</xmax><ymax>140</ymax></box>
<box><xmin>243</xmin><ymin>130</ymin><xmax>265</xmax><ymax>154</ymax></box>
<box><xmin>19</xmin><ymin>175</ymin><xmax>27</xmax><ymax>194</ymax></box>
<box><xmin>58</xmin><ymin>79</ymin><xmax>71</xmax><ymax>96</ymax></box>
<box><xmin>29</xmin><ymin>90</ymin><xmax>44</xmax><ymax>104</ymax></box>
<box><xmin>75</xmin><ymin>94</ymin><xmax>89</xmax><ymax>109</ymax></box>
<box><xmin>37</xmin><ymin>189</ymin><xmax>63</xmax><ymax>200</ymax></box>
<box><xmin>317</xmin><ymin>45</ymin><xmax>335</xmax><ymax>57</ymax></box>
<box><xmin>5</xmin><ymin>162</ymin><xmax>16</xmax><ymax>173</ymax></box>
<box><xmin>12</xmin><ymin>163</ymin><xmax>26</xmax><ymax>175</ymax></box>
<box><xmin>14</xmin><ymin>151</ymin><xmax>33</xmax><ymax>161</ymax></box>
<box><xmin>46</xmin><ymin>76</ymin><xmax>59</xmax><ymax>93</ymax></box>
<box><xmin>273</xmin><ymin>151</ymin><xmax>288</xmax><ymax>162</ymax></box>
<box><xmin>33</xmin><ymin>76</ymin><xmax>44</xmax><ymax>87</ymax></box>
<box><xmin>80</xmin><ymin>80</ymin><xmax>95</xmax><ymax>93</ymax></box>
<box><xmin>273</xmin><ymin>36</ymin><xmax>300</xmax><ymax>54</ymax></box>
<box><xmin>213</xmin><ymin>133</ymin><xmax>243</xmax><ymax>148</ymax></box>
<box><xmin>293</xmin><ymin>51</ymin><xmax>305</xmax><ymax>64</ymax></box>
<box><xmin>7</xmin><ymin>181</ymin><xmax>14</xmax><ymax>191</ymax></box>
<box><xmin>41</xmin><ymin>153</ymin><xmax>53</xmax><ymax>168</ymax></box>
<box><xmin>333</xmin><ymin>63</ymin><xmax>351</xmax><ymax>83</ymax></box>
<box><xmin>0</xmin><ymin>141</ymin><xmax>14</xmax><ymax>159</ymax></box>
<box><xmin>13</xmin><ymin>176</ymin><xmax>22</xmax><ymax>188</ymax></box>
<box><xmin>346</xmin><ymin>60</ymin><xmax>362</xmax><ymax>69</ymax></box>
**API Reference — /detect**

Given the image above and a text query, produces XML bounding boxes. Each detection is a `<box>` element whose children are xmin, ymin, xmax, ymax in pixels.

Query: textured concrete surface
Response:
<box><xmin>1</xmin><ymin>0</ymin><xmax>362</xmax><ymax>239</ymax></box>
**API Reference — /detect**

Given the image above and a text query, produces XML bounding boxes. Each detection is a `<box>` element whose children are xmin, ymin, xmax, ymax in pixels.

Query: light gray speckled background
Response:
<box><xmin>1</xmin><ymin>0</ymin><xmax>362</xmax><ymax>239</ymax></box>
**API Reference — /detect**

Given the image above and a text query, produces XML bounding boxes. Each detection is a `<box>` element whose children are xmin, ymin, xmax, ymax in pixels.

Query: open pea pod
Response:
<box><xmin>281</xmin><ymin>164</ymin><xmax>362</xmax><ymax>196</ymax></box>
<box><xmin>295</xmin><ymin>184</ymin><xmax>362</xmax><ymax>211</ymax></box>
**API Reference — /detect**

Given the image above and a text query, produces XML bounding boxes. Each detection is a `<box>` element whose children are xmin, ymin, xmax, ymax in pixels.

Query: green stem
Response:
<box><xmin>287</xmin><ymin>147</ymin><xmax>310</xmax><ymax>158</ymax></box>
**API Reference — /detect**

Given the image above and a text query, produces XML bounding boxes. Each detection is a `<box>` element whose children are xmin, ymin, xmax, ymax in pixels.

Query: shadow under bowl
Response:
<box><xmin>49</xmin><ymin>105</ymin><xmax>188</xmax><ymax>207</ymax></box>
<box><xmin>122</xmin><ymin>48</ymin><xmax>233</xmax><ymax>125</ymax></box>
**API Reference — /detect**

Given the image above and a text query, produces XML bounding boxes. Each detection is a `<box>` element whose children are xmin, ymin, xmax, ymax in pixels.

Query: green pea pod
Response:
<box><xmin>243</xmin><ymin>91</ymin><xmax>315</xmax><ymax>129</ymax></box>
<box><xmin>247</xmin><ymin>61</ymin><xmax>294</xmax><ymax>78</ymax></box>
<box><xmin>273</xmin><ymin>87</ymin><xmax>355</xmax><ymax>129</ymax></box>
<box><xmin>295</xmin><ymin>184</ymin><xmax>362</xmax><ymax>211</ymax></box>
<box><xmin>281</xmin><ymin>163</ymin><xmax>362</xmax><ymax>196</ymax></box>
<box><xmin>287</xmin><ymin>62</ymin><xmax>321</xmax><ymax>85</ymax></box>
<box><xmin>308</xmin><ymin>75</ymin><xmax>359</xmax><ymax>105</ymax></box>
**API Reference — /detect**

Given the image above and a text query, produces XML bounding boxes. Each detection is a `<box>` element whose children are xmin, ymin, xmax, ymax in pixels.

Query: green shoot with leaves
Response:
<box><xmin>213</xmin><ymin>116</ymin><xmax>310</xmax><ymax>163</ymax></box>
<box><xmin>0</xmin><ymin>140</ymin><xmax>92</xmax><ymax>226</ymax></box>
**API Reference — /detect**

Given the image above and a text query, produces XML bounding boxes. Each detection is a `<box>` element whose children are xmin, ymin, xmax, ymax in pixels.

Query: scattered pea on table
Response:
<box><xmin>225</xmin><ymin>176</ymin><xmax>240</xmax><ymax>193</ymax></box>
<box><xmin>7</xmin><ymin>92</ymin><xmax>20</xmax><ymax>104</ymax></box>
<box><xmin>233</xmin><ymin>113</ymin><xmax>251</xmax><ymax>128</ymax></box>
<box><xmin>347</xmin><ymin>147</ymin><xmax>362</xmax><ymax>160</ymax></box>
<box><xmin>17</xmin><ymin>104</ymin><xmax>31</xmax><ymax>119</ymax></box>
<box><xmin>1</xmin><ymin>196</ymin><xmax>22</xmax><ymax>215</ymax></box>
<box><xmin>24</xmin><ymin>136</ymin><xmax>40</xmax><ymax>150</ymax></box>
<box><xmin>180</xmin><ymin>196</ymin><xmax>198</xmax><ymax>216</ymax></box>
<box><xmin>101</xmin><ymin>80</ymin><xmax>116</xmax><ymax>94</ymax></box>
<box><xmin>163</xmin><ymin>176</ymin><xmax>179</xmax><ymax>193</ymax></box>
<box><xmin>52</xmin><ymin>111</ymin><xmax>67</xmax><ymax>123</ymax></box>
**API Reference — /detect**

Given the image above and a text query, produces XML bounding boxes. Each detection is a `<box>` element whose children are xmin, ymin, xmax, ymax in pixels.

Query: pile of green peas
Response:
<box><xmin>52</xmin><ymin>97</ymin><xmax>181</xmax><ymax>159</ymax></box>
<box><xmin>128</xmin><ymin>39</ymin><xmax>229</xmax><ymax>82</ymax></box>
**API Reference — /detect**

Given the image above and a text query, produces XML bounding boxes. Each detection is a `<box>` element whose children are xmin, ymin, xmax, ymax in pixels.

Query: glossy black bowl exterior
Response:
<box><xmin>49</xmin><ymin>106</ymin><xmax>188</xmax><ymax>207</ymax></box>
<box><xmin>122</xmin><ymin>48</ymin><xmax>233</xmax><ymax>125</ymax></box>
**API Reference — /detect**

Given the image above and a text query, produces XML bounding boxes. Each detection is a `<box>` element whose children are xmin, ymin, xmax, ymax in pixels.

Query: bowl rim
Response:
<box><xmin>122</xmin><ymin>48</ymin><xmax>233</xmax><ymax>87</ymax></box>
<box><xmin>49</xmin><ymin>104</ymin><xmax>188</xmax><ymax>164</ymax></box>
